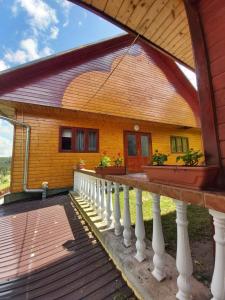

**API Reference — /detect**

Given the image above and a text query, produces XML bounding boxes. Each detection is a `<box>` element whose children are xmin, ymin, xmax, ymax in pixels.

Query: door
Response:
<box><xmin>124</xmin><ymin>131</ymin><xmax>152</xmax><ymax>173</ymax></box>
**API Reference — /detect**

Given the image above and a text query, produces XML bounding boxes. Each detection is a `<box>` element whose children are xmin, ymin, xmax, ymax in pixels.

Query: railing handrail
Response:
<box><xmin>74</xmin><ymin>169</ymin><xmax>225</xmax><ymax>214</ymax></box>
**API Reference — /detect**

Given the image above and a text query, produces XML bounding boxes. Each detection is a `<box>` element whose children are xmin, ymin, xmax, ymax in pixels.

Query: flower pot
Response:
<box><xmin>95</xmin><ymin>166</ymin><xmax>126</xmax><ymax>175</ymax></box>
<box><xmin>76</xmin><ymin>163</ymin><xmax>85</xmax><ymax>170</ymax></box>
<box><xmin>142</xmin><ymin>165</ymin><xmax>219</xmax><ymax>190</ymax></box>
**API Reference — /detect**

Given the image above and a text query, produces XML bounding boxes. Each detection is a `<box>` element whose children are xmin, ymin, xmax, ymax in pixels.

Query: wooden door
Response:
<box><xmin>124</xmin><ymin>131</ymin><xmax>152</xmax><ymax>173</ymax></box>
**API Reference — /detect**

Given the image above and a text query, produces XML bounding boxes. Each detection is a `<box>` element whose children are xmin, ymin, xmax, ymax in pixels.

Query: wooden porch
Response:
<box><xmin>0</xmin><ymin>195</ymin><xmax>135</xmax><ymax>300</ymax></box>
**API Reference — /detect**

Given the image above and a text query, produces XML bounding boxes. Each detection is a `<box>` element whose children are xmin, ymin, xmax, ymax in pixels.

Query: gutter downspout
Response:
<box><xmin>0</xmin><ymin>116</ymin><xmax>45</xmax><ymax>197</ymax></box>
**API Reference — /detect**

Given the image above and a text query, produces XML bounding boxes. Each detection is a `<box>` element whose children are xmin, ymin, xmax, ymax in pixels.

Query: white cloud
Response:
<box><xmin>0</xmin><ymin>60</ymin><xmax>9</xmax><ymax>71</ymax></box>
<box><xmin>50</xmin><ymin>26</ymin><xmax>59</xmax><ymax>39</ymax></box>
<box><xmin>13</xmin><ymin>0</ymin><xmax>58</xmax><ymax>34</ymax></box>
<box><xmin>0</xmin><ymin>136</ymin><xmax>13</xmax><ymax>157</ymax></box>
<box><xmin>4</xmin><ymin>38</ymin><xmax>54</xmax><ymax>65</ymax></box>
<box><xmin>56</xmin><ymin>0</ymin><xmax>72</xmax><ymax>28</ymax></box>
<box><xmin>0</xmin><ymin>121</ymin><xmax>14</xmax><ymax>157</ymax></box>
<box><xmin>78</xmin><ymin>21</ymin><xmax>83</xmax><ymax>27</ymax></box>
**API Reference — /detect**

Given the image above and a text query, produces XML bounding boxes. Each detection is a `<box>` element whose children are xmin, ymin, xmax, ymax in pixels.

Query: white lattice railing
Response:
<box><xmin>73</xmin><ymin>171</ymin><xmax>225</xmax><ymax>300</ymax></box>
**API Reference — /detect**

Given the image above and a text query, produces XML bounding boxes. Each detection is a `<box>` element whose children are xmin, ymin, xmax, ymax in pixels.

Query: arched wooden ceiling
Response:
<box><xmin>72</xmin><ymin>0</ymin><xmax>194</xmax><ymax>69</ymax></box>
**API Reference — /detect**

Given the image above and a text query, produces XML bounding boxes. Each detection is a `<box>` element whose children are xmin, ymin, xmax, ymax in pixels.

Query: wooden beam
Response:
<box><xmin>184</xmin><ymin>1</ymin><xmax>224</xmax><ymax>185</ymax></box>
<box><xmin>69</xmin><ymin>0</ymin><xmax>195</xmax><ymax>72</ymax></box>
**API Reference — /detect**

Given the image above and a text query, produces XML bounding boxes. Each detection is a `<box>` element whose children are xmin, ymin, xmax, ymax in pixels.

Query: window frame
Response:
<box><xmin>59</xmin><ymin>126</ymin><xmax>99</xmax><ymax>153</ymax></box>
<box><xmin>170</xmin><ymin>136</ymin><xmax>189</xmax><ymax>153</ymax></box>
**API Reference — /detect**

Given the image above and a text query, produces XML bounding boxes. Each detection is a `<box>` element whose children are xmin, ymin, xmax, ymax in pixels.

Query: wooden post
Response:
<box><xmin>150</xmin><ymin>192</ymin><xmax>166</xmax><ymax>281</ymax></box>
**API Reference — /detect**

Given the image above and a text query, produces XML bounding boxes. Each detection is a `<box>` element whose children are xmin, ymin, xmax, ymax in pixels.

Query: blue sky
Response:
<box><xmin>0</xmin><ymin>0</ymin><xmax>124</xmax><ymax>71</ymax></box>
<box><xmin>0</xmin><ymin>0</ymin><xmax>124</xmax><ymax>157</ymax></box>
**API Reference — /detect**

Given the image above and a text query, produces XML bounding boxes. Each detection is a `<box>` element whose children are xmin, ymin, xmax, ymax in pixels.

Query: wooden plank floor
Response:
<box><xmin>0</xmin><ymin>195</ymin><xmax>136</xmax><ymax>300</ymax></box>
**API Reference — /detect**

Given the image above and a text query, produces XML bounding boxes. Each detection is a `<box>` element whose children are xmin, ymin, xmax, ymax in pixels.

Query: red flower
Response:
<box><xmin>117</xmin><ymin>152</ymin><xmax>121</xmax><ymax>156</ymax></box>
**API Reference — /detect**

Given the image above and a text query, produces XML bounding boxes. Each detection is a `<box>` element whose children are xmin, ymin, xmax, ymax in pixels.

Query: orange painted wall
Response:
<box><xmin>11</xmin><ymin>108</ymin><xmax>203</xmax><ymax>192</ymax></box>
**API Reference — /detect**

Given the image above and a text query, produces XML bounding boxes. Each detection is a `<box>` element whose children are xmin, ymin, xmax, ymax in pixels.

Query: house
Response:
<box><xmin>0</xmin><ymin>34</ymin><xmax>202</xmax><ymax>201</ymax></box>
<box><xmin>1</xmin><ymin>1</ymin><xmax>225</xmax><ymax>299</ymax></box>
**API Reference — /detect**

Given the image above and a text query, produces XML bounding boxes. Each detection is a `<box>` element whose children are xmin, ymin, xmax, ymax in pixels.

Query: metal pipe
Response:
<box><xmin>0</xmin><ymin>115</ymin><xmax>44</xmax><ymax>195</ymax></box>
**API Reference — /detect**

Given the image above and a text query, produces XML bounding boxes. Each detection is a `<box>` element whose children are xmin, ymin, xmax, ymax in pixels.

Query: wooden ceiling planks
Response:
<box><xmin>81</xmin><ymin>0</ymin><xmax>194</xmax><ymax>69</ymax></box>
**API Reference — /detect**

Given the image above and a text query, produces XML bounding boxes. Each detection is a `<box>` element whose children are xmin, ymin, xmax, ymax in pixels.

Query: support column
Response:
<box><xmin>100</xmin><ymin>179</ymin><xmax>106</xmax><ymax>220</ymax></box>
<box><xmin>123</xmin><ymin>185</ymin><xmax>131</xmax><ymax>247</ymax></box>
<box><xmin>150</xmin><ymin>192</ymin><xmax>166</xmax><ymax>281</ymax></box>
<box><xmin>209</xmin><ymin>209</ymin><xmax>225</xmax><ymax>300</ymax></box>
<box><xmin>106</xmin><ymin>181</ymin><xmax>112</xmax><ymax>227</ymax></box>
<box><xmin>134</xmin><ymin>188</ymin><xmax>146</xmax><ymax>262</ymax></box>
<box><xmin>174</xmin><ymin>199</ymin><xmax>193</xmax><ymax>300</ymax></box>
<box><xmin>114</xmin><ymin>182</ymin><xmax>122</xmax><ymax>236</ymax></box>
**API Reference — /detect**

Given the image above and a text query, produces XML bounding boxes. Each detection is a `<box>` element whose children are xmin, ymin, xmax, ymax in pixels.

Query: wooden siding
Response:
<box><xmin>11</xmin><ymin>107</ymin><xmax>203</xmax><ymax>192</ymax></box>
<box><xmin>0</xmin><ymin>35</ymin><xmax>199</xmax><ymax>129</ymax></box>
<box><xmin>62</xmin><ymin>51</ymin><xmax>198</xmax><ymax>127</ymax></box>
<box><xmin>74</xmin><ymin>0</ymin><xmax>194</xmax><ymax>68</ymax></box>
<box><xmin>198</xmin><ymin>1</ymin><xmax>225</xmax><ymax>170</ymax></box>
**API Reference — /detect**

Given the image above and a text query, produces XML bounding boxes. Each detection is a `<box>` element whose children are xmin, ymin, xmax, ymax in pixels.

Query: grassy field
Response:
<box><xmin>113</xmin><ymin>189</ymin><xmax>213</xmax><ymax>285</ymax></box>
<box><xmin>0</xmin><ymin>175</ymin><xmax>10</xmax><ymax>191</ymax></box>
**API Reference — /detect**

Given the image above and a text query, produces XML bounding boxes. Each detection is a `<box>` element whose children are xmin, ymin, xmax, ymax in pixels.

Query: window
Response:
<box><xmin>170</xmin><ymin>136</ymin><xmax>189</xmax><ymax>153</ymax></box>
<box><xmin>127</xmin><ymin>134</ymin><xmax>137</xmax><ymax>156</ymax></box>
<box><xmin>60</xmin><ymin>127</ymin><xmax>99</xmax><ymax>153</ymax></box>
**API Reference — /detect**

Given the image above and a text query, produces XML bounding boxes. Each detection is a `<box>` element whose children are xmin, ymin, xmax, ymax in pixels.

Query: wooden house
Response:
<box><xmin>0</xmin><ymin>34</ymin><xmax>202</xmax><ymax>199</ymax></box>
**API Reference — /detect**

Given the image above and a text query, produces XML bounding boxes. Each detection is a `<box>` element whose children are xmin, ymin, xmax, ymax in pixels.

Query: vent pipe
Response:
<box><xmin>0</xmin><ymin>116</ymin><xmax>45</xmax><ymax>197</ymax></box>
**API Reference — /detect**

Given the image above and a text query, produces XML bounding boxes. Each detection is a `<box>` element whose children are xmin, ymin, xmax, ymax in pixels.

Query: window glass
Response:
<box><xmin>176</xmin><ymin>137</ymin><xmax>183</xmax><ymax>152</ymax></box>
<box><xmin>182</xmin><ymin>137</ymin><xmax>189</xmax><ymax>152</ymax></box>
<box><xmin>76</xmin><ymin>129</ymin><xmax>85</xmax><ymax>152</ymax></box>
<box><xmin>88</xmin><ymin>131</ymin><xmax>97</xmax><ymax>151</ymax></box>
<box><xmin>61</xmin><ymin>128</ymin><xmax>72</xmax><ymax>150</ymax></box>
<box><xmin>141</xmin><ymin>135</ymin><xmax>149</xmax><ymax>157</ymax></box>
<box><xmin>128</xmin><ymin>134</ymin><xmax>137</xmax><ymax>156</ymax></box>
<box><xmin>171</xmin><ymin>137</ymin><xmax>177</xmax><ymax>153</ymax></box>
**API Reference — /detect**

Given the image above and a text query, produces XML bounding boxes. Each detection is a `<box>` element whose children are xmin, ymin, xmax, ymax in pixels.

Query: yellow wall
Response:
<box><xmin>11</xmin><ymin>108</ymin><xmax>203</xmax><ymax>192</ymax></box>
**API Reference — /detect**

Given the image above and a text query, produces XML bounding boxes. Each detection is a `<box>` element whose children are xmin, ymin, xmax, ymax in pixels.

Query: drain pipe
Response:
<box><xmin>0</xmin><ymin>116</ymin><xmax>46</xmax><ymax>198</ymax></box>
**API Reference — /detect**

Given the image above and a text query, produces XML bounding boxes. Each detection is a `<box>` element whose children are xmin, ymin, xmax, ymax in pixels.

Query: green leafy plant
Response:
<box><xmin>113</xmin><ymin>152</ymin><xmax>123</xmax><ymax>167</ymax></box>
<box><xmin>152</xmin><ymin>150</ymin><xmax>168</xmax><ymax>166</ymax></box>
<box><xmin>99</xmin><ymin>152</ymin><xmax>111</xmax><ymax>167</ymax></box>
<box><xmin>176</xmin><ymin>148</ymin><xmax>204</xmax><ymax>166</ymax></box>
<box><xmin>78</xmin><ymin>159</ymin><xmax>85</xmax><ymax>165</ymax></box>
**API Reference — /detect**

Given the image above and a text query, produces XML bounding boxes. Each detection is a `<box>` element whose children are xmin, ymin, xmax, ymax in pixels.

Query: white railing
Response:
<box><xmin>73</xmin><ymin>171</ymin><xmax>225</xmax><ymax>300</ymax></box>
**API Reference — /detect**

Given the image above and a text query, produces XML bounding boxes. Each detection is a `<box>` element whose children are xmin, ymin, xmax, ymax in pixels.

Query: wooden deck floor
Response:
<box><xmin>0</xmin><ymin>195</ymin><xmax>135</xmax><ymax>300</ymax></box>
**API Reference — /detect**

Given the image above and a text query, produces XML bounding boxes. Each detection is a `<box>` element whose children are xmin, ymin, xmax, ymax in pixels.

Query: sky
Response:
<box><xmin>0</xmin><ymin>0</ymin><xmax>196</xmax><ymax>157</ymax></box>
<box><xmin>0</xmin><ymin>0</ymin><xmax>124</xmax><ymax>157</ymax></box>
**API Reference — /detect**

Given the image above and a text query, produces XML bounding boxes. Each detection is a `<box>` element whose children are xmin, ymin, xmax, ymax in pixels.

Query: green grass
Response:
<box><xmin>0</xmin><ymin>175</ymin><xmax>10</xmax><ymax>190</ymax></box>
<box><xmin>113</xmin><ymin>189</ymin><xmax>212</xmax><ymax>254</ymax></box>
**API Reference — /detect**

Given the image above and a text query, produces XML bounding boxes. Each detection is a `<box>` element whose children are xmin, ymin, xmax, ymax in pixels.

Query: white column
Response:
<box><xmin>209</xmin><ymin>209</ymin><xmax>225</xmax><ymax>300</ymax></box>
<box><xmin>106</xmin><ymin>181</ymin><xmax>112</xmax><ymax>227</ymax></box>
<box><xmin>134</xmin><ymin>188</ymin><xmax>146</xmax><ymax>262</ymax></box>
<box><xmin>87</xmin><ymin>176</ymin><xmax>91</xmax><ymax>205</ymax></box>
<box><xmin>114</xmin><ymin>182</ymin><xmax>122</xmax><ymax>236</ymax></box>
<box><xmin>100</xmin><ymin>179</ymin><xmax>106</xmax><ymax>220</ymax></box>
<box><xmin>96</xmin><ymin>179</ymin><xmax>101</xmax><ymax>215</ymax></box>
<box><xmin>123</xmin><ymin>185</ymin><xmax>131</xmax><ymax>247</ymax></box>
<box><xmin>174</xmin><ymin>199</ymin><xmax>193</xmax><ymax>300</ymax></box>
<box><xmin>91</xmin><ymin>177</ymin><xmax>96</xmax><ymax>208</ymax></box>
<box><xmin>80</xmin><ymin>175</ymin><xmax>84</xmax><ymax>197</ymax></box>
<box><xmin>150</xmin><ymin>192</ymin><xmax>166</xmax><ymax>281</ymax></box>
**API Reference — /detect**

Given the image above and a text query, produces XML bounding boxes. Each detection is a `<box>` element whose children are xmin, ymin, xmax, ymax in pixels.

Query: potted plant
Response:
<box><xmin>95</xmin><ymin>152</ymin><xmax>126</xmax><ymax>175</ymax></box>
<box><xmin>143</xmin><ymin>149</ymin><xmax>219</xmax><ymax>190</ymax></box>
<box><xmin>152</xmin><ymin>150</ymin><xmax>168</xmax><ymax>166</ymax></box>
<box><xmin>76</xmin><ymin>159</ymin><xmax>85</xmax><ymax>170</ymax></box>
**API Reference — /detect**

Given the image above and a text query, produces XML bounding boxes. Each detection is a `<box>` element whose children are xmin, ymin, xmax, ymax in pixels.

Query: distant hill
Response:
<box><xmin>0</xmin><ymin>157</ymin><xmax>11</xmax><ymax>176</ymax></box>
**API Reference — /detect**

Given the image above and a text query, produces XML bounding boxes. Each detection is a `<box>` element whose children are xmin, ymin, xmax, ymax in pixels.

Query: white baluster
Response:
<box><xmin>100</xmin><ymin>179</ymin><xmax>106</xmax><ymax>220</ymax></box>
<box><xmin>209</xmin><ymin>209</ymin><xmax>225</xmax><ymax>300</ymax></box>
<box><xmin>86</xmin><ymin>176</ymin><xmax>90</xmax><ymax>204</ymax></box>
<box><xmin>174</xmin><ymin>199</ymin><xmax>193</xmax><ymax>300</ymax></box>
<box><xmin>114</xmin><ymin>182</ymin><xmax>122</xmax><ymax>236</ymax></box>
<box><xmin>123</xmin><ymin>185</ymin><xmax>131</xmax><ymax>247</ymax></box>
<box><xmin>150</xmin><ymin>192</ymin><xmax>166</xmax><ymax>281</ymax></box>
<box><xmin>96</xmin><ymin>179</ymin><xmax>101</xmax><ymax>215</ymax></box>
<box><xmin>80</xmin><ymin>175</ymin><xmax>83</xmax><ymax>197</ymax></box>
<box><xmin>134</xmin><ymin>188</ymin><xmax>146</xmax><ymax>262</ymax></box>
<box><xmin>90</xmin><ymin>177</ymin><xmax>95</xmax><ymax>208</ymax></box>
<box><xmin>106</xmin><ymin>181</ymin><xmax>112</xmax><ymax>227</ymax></box>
